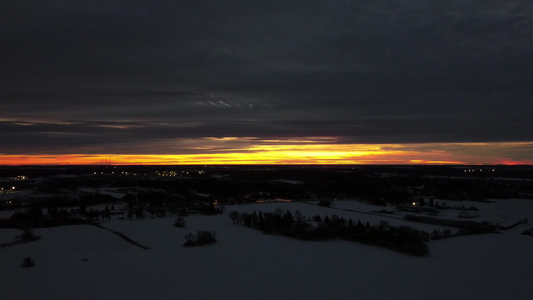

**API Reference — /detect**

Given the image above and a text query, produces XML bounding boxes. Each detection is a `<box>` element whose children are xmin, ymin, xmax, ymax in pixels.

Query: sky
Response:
<box><xmin>1</xmin><ymin>0</ymin><xmax>532</xmax><ymax>165</ymax></box>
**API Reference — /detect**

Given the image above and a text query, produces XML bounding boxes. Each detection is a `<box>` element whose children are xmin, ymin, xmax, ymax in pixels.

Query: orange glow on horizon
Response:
<box><xmin>1</xmin><ymin>141</ymin><xmax>532</xmax><ymax>166</ymax></box>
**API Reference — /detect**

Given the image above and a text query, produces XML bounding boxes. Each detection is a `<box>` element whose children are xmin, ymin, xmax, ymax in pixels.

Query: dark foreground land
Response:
<box><xmin>2</xmin><ymin>165</ymin><xmax>532</xmax><ymax>212</ymax></box>
<box><xmin>2</xmin><ymin>165</ymin><xmax>533</xmax><ymax>299</ymax></box>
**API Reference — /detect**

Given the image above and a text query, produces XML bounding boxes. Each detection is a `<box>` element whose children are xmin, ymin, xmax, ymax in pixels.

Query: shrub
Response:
<box><xmin>18</xmin><ymin>229</ymin><xmax>40</xmax><ymax>241</ymax></box>
<box><xmin>184</xmin><ymin>233</ymin><xmax>196</xmax><ymax>244</ymax></box>
<box><xmin>196</xmin><ymin>230</ymin><xmax>217</xmax><ymax>245</ymax></box>
<box><xmin>173</xmin><ymin>217</ymin><xmax>186</xmax><ymax>228</ymax></box>
<box><xmin>183</xmin><ymin>230</ymin><xmax>217</xmax><ymax>247</ymax></box>
<box><xmin>22</xmin><ymin>257</ymin><xmax>35</xmax><ymax>267</ymax></box>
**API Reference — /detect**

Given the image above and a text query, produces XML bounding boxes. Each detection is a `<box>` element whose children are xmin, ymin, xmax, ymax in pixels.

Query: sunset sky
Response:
<box><xmin>1</xmin><ymin>1</ymin><xmax>532</xmax><ymax>165</ymax></box>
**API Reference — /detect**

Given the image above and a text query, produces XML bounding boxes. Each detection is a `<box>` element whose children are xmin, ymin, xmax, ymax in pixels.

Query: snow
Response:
<box><xmin>0</xmin><ymin>228</ymin><xmax>21</xmax><ymax>244</ymax></box>
<box><xmin>1</xmin><ymin>200</ymin><xmax>533</xmax><ymax>299</ymax></box>
<box><xmin>271</xmin><ymin>179</ymin><xmax>304</xmax><ymax>184</ymax></box>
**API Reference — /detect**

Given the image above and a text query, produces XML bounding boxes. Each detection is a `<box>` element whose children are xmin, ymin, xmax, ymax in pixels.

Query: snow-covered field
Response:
<box><xmin>1</xmin><ymin>200</ymin><xmax>533</xmax><ymax>299</ymax></box>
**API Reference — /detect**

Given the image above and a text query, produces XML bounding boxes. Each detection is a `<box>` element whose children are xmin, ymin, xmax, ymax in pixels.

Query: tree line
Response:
<box><xmin>230</xmin><ymin>209</ymin><xmax>429</xmax><ymax>256</ymax></box>
<box><xmin>404</xmin><ymin>214</ymin><xmax>498</xmax><ymax>235</ymax></box>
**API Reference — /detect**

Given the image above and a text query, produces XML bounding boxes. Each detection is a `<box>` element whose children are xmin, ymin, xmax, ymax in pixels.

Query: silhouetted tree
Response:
<box><xmin>258</xmin><ymin>210</ymin><xmax>264</xmax><ymax>224</ymax></box>
<box><xmin>229</xmin><ymin>211</ymin><xmax>240</xmax><ymax>223</ymax></box>
<box><xmin>174</xmin><ymin>217</ymin><xmax>186</xmax><ymax>228</ymax></box>
<box><xmin>294</xmin><ymin>210</ymin><xmax>304</xmax><ymax>222</ymax></box>
<box><xmin>184</xmin><ymin>233</ymin><xmax>195</xmax><ymax>244</ymax></box>
<box><xmin>103</xmin><ymin>206</ymin><xmax>111</xmax><ymax>220</ymax></box>
<box><xmin>135</xmin><ymin>206</ymin><xmax>144</xmax><ymax>219</ymax></box>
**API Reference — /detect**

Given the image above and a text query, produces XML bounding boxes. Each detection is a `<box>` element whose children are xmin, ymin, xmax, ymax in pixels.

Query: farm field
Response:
<box><xmin>1</xmin><ymin>199</ymin><xmax>533</xmax><ymax>299</ymax></box>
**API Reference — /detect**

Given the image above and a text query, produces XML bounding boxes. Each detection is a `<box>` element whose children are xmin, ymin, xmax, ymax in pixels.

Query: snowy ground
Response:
<box><xmin>1</xmin><ymin>200</ymin><xmax>533</xmax><ymax>299</ymax></box>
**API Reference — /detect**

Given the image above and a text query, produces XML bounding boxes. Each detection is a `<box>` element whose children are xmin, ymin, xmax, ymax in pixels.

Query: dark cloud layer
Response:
<box><xmin>1</xmin><ymin>0</ymin><xmax>532</xmax><ymax>154</ymax></box>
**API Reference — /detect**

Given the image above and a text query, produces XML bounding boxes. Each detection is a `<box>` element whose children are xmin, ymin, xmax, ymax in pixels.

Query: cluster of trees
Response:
<box><xmin>429</xmin><ymin>229</ymin><xmax>453</xmax><ymax>240</ymax></box>
<box><xmin>317</xmin><ymin>199</ymin><xmax>332</xmax><ymax>207</ymax></box>
<box><xmin>126</xmin><ymin>205</ymin><xmax>145</xmax><ymax>219</ymax></box>
<box><xmin>521</xmin><ymin>227</ymin><xmax>533</xmax><ymax>236</ymax></box>
<box><xmin>404</xmin><ymin>214</ymin><xmax>498</xmax><ymax>235</ymax></box>
<box><xmin>196</xmin><ymin>203</ymin><xmax>224</xmax><ymax>215</ymax></box>
<box><xmin>123</xmin><ymin>199</ymin><xmax>222</xmax><ymax>220</ymax></box>
<box><xmin>1</xmin><ymin>207</ymin><xmax>87</xmax><ymax>229</ymax></box>
<box><xmin>230</xmin><ymin>209</ymin><xmax>429</xmax><ymax>256</ymax></box>
<box><xmin>0</xmin><ymin>203</ymin><xmax>124</xmax><ymax>229</ymax></box>
<box><xmin>173</xmin><ymin>215</ymin><xmax>216</xmax><ymax>247</ymax></box>
<box><xmin>183</xmin><ymin>230</ymin><xmax>217</xmax><ymax>247</ymax></box>
<box><xmin>79</xmin><ymin>193</ymin><xmax>117</xmax><ymax>207</ymax></box>
<box><xmin>79</xmin><ymin>205</ymin><xmax>115</xmax><ymax>222</ymax></box>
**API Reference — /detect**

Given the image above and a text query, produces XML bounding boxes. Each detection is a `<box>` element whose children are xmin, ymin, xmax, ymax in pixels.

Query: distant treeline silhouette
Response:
<box><xmin>404</xmin><ymin>214</ymin><xmax>498</xmax><ymax>235</ymax></box>
<box><xmin>230</xmin><ymin>209</ymin><xmax>429</xmax><ymax>256</ymax></box>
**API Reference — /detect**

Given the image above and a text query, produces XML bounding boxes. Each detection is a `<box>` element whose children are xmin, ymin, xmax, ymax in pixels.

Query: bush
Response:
<box><xmin>173</xmin><ymin>217</ymin><xmax>186</xmax><ymax>228</ymax></box>
<box><xmin>17</xmin><ymin>229</ymin><xmax>41</xmax><ymax>241</ymax></box>
<box><xmin>22</xmin><ymin>257</ymin><xmax>35</xmax><ymax>267</ymax></box>
<box><xmin>184</xmin><ymin>233</ymin><xmax>196</xmax><ymax>244</ymax></box>
<box><xmin>196</xmin><ymin>230</ymin><xmax>217</xmax><ymax>244</ymax></box>
<box><xmin>183</xmin><ymin>230</ymin><xmax>217</xmax><ymax>247</ymax></box>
